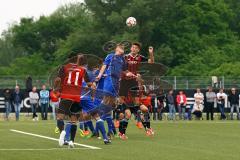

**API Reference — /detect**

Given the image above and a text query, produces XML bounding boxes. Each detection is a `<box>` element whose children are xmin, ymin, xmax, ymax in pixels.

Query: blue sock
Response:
<box><xmin>79</xmin><ymin>122</ymin><xmax>84</xmax><ymax>130</ymax></box>
<box><xmin>96</xmin><ymin>119</ymin><xmax>108</xmax><ymax>140</ymax></box>
<box><xmin>95</xmin><ymin>122</ymin><xmax>99</xmax><ymax>135</ymax></box>
<box><xmin>57</xmin><ymin>120</ymin><xmax>64</xmax><ymax>132</ymax></box>
<box><xmin>65</xmin><ymin>122</ymin><xmax>71</xmax><ymax>141</ymax></box>
<box><xmin>106</xmin><ymin>117</ymin><xmax>113</xmax><ymax>134</ymax></box>
<box><xmin>86</xmin><ymin>120</ymin><xmax>95</xmax><ymax>133</ymax></box>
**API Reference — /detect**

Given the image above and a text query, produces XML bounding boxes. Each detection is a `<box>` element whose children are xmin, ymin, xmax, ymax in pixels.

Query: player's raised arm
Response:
<box><xmin>148</xmin><ymin>46</ymin><xmax>154</xmax><ymax>63</ymax></box>
<box><xmin>95</xmin><ymin>64</ymin><xmax>106</xmax><ymax>81</ymax></box>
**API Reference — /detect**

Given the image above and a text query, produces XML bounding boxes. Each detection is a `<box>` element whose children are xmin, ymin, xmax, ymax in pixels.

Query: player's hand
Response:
<box><xmin>91</xmin><ymin>82</ymin><xmax>97</xmax><ymax>90</ymax></box>
<box><xmin>126</xmin><ymin>72</ymin><xmax>135</xmax><ymax>77</ymax></box>
<box><xmin>95</xmin><ymin>75</ymin><xmax>101</xmax><ymax>82</ymax></box>
<box><xmin>148</xmin><ymin>46</ymin><xmax>154</xmax><ymax>55</ymax></box>
<box><xmin>136</xmin><ymin>73</ymin><xmax>141</xmax><ymax>79</ymax></box>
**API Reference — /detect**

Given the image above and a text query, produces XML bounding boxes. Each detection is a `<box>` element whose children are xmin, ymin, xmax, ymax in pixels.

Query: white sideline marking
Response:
<box><xmin>10</xmin><ymin>129</ymin><xmax>101</xmax><ymax>150</ymax></box>
<box><xmin>0</xmin><ymin>148</ymin><xmax>90</xmax><ymax>151</ymax></box>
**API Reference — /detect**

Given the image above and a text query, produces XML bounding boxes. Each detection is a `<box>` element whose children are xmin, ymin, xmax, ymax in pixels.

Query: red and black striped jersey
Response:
<box><xmin>123</xmin><ymin>53</ymin><xmax>148</xmax><ymax>79</ymax></box>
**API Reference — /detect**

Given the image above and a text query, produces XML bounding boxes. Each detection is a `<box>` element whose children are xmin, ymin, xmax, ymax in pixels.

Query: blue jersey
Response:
<box><xmin>102</xmin><ymin>53</ymin><xmax>127</xmax><ymax>97</ymax></box>
<box><xmin>104</xmin><ymin>53</ymin><xmax>127</xmax><ymax>80</ymax></box>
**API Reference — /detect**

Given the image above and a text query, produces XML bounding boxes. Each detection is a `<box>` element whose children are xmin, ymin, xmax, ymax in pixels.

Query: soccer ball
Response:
<box><xmin>126</xmin><ymin>17</ymin><xmax>137</xmax><ymax>27</ymax></box>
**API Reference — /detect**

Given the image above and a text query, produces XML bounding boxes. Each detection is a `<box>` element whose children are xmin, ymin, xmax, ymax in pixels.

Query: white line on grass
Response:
<box><xmin>0</xmin><ymin>148</ymin><xmax>90</xmax><ymax>151</ymax></box>
<box><xmin>10</xmin><ymin>129</ymin><xmax>101</xmax><ymax>150</ymax></box>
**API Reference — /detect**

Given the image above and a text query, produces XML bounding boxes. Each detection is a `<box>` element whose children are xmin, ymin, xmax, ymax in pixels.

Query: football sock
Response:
<box><xmin>85</xmin><ymin>120</ymin><xmax>95</xmax><ymax>133</ymax></box>
<box><xmin>65</xmin><ymin>122</ymin><xmax>71</xmax><ymax>141</ymax></box>
<box><xmin>70</xmin><ymin>124</ymin><xmax>77</xmax><ymax>142</ymax></box>
<box><xmin>96</xmin><ymin>119</ymin><xmax>108</xmax><ymax>140</ymax></box>
<box><xmin>119</xmin><ymin>118</ymin><xmax>128</xmax><ymax>134</ymax></box>
<box><xmin>84</xmin><ymin>122</ymin><xmax>88</xmax><ymax>131</ymax></box>
<box><xmin>137</xmin><ymin>109</ymin><xmax>142</xmax><ymax>122</ymax></box>
<box><xmin>57</xmin><ymin>120</ymin><xmax>64</xmax><ymax>132</ymax></box>
<box><xmin>106</xmin><ymin>117</ymin><xmax>114</xmax><ymax>134</ymax></box>
<box><xmin>79</xmin><ymin>122</ymin><xmax>84</xmax><ymax>130</ymax></box>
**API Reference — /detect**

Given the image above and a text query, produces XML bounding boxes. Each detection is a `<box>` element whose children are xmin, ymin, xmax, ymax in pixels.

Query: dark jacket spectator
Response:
<box><xmin>3</xmin><ymin>88</ymin><xmax>12</xmax><ymax>120</ymax></box>
<box><xmin>11</xmin><ymin>86</ymin><xmax>24</xmax><ymax>121</ymax></box>
<box><xmin>3</xmin><ymin>88</ymin><xmax>11</xmax><ymax>102</ymax></box>
<box><xmin>228</xmin><ymin>88</ymin><xmax>239</xmax><ymax>120</ymax></box>
<box><xmin>26</xmin><ymin>76</ymin><xmax>33</xmax><ymax>93</ymax></box>
<box><xmin>228</xmin><ymin>92</ymin><xmax>239</xmax><ymax>106</ymax></box>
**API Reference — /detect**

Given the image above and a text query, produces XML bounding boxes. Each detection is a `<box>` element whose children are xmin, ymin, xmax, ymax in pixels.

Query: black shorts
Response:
<box><xmin>117</xmin><ymin>104</ymin><xmax>139</xmax><ymax>115</ymax></box>
<box><xmin>129</xmin><ymin>106</ymin><xmax>140</xmax><ymax>114</ymax></box>
<box><xmin>119</xmin><ymin>79</ymin><xmax>138</xmax><ymax>97</ymax></box>
<box><xmin>57</xmin><ymin>99</ymin><xmax>82</xmax><ymax>116</ymax></box>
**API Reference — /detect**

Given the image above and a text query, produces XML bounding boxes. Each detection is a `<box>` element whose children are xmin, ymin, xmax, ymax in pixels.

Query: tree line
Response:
<box><xmin>0</xmin><ymin>0</ymin><xmax>240</xmax><ymax>76</ymax></box>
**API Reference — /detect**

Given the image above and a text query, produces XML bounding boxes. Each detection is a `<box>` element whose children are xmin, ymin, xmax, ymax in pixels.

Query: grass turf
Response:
<box><xmin>0</xmin><ymin>119</ymin><xmax>239</xmax><ymax>160</ymax></box>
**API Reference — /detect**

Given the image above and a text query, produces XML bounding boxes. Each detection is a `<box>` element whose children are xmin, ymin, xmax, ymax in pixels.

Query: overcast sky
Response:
<box><xmin>0</xmin><ymin>0</ymin><xmax>82</xmax><ymax>34</ymax></box>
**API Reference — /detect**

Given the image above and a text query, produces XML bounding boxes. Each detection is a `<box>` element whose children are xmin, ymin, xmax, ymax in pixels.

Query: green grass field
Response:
<box><xmin>0</xmin><ymin>119</ymin><xmax>240</xmax><ymax>160</ymax></box>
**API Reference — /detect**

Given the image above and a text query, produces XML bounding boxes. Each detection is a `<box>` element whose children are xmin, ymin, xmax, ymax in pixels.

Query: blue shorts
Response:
<box><xmin>101</xmin><ymin>113</ymin><xmax>112</xmax><ymax>120</ymax></box>
<box><xmin>80</xmin><ymin>98</ymin><xmax>96</xmax><ymax>113</ymax></box>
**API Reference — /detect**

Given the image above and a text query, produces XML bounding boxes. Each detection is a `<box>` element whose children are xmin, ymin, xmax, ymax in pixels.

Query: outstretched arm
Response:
<box><xmin>95</xmin><ymin>64</ymin><xmax>107</xmax><ymax>81</ymax></box>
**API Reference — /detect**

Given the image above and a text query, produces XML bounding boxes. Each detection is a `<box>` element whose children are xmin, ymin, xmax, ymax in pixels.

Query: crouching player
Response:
<box><xmin>54</xmin><ymin>54</ymin><xmax>92</xmax><ymax>148</ymax></box>
<box><xmin>138</xmin><ymin>90</ymin><xmax>154</xmax><ymax>136</ymax></box>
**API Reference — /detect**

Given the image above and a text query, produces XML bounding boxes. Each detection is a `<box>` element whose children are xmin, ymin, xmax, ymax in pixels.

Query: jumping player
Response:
<box><xmin>95</xmin><ymin>44</ymin><xmax>135</xmax><ymax>139</ymax></box>
<box><xmin>118</xmin><ymin>42</ymin><xmax>154</xmax><ymax>139</ymax></box>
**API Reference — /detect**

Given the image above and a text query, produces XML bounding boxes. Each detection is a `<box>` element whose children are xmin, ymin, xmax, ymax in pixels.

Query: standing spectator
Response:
<box><xmin>25</xmin><ymin>76</ymin><xmax>33</xmax><ymax>93</ymax></box>
<box><xmin>40</xmin><ymin>85</ymin><xmax>49</xmax><ymax>120</ymax></box>
<box><xmin>176</xmin><ymin>91</ymin><xmax>187</xmax><ymax>120</ymax></box>
<box><xmin>29</xmin><ymin>86</ymin><xmax>39</xmax><ymax>121</ymax></box>
<box><xmin>228</xmin><ymin>88</ymin><xmax>239</xmax><ymax>120</ymax></box>
<box><xmin>212</xmin><ymin>76</ymin><xmax>218</xmax><ymax>88</ymax></box>
<box><xmin>156</xmin><ymin>90</ymin><xmax>165</xmax><ymax>120</ymax></box>
<box><xmin>11</xmin><ymin>85</ymin><xmax>24</xmax><ymax>121</ymax></box>
<box><xmin>217</xmin><ymin>88</ymin><xmax>227</xmax><ymax>120</ymax></box>
<box><xmin>50</xmin><ymin>89</ymin><xmax>60</xmax><ymax>120</ymax></box>
<box><xmin>151</xmin><ymin>93</ymin><xmax>158</xmax><ymax>121</ymax></box>
<box><xmin>3</xmin><ymin>88</ymin><xmax>12</xmax><ymax>120</ymax></box>
<box><xmin>205</xmin><ymin>86</ymin><xmax>216</xmax><ymax>120</ymax></box>
<box><xmin>167</xmin><ymin>90</ymin><xmax>176</xmax><ymax>120</ymax></box>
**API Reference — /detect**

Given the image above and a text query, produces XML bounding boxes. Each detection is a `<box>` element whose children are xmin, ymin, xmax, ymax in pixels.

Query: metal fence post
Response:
<box><xmin>174</xmin><ymin>76</ymin><xmax>177</xmax><ymax>90</ymax></box>
<box><xmin>222</xmin><ymin>76</ymin><xmax>225</xmax><ymax>89</ymax></box>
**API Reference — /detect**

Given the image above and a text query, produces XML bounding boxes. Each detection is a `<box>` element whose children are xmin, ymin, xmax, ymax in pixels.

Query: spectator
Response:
<box><xmin>3</xmin><ymin>88</ymin><xmax>12</xmax><ymax>120</ymax></box>
<box><xmin>217</xmin><ymin>88</ymin><xmax>227</xmax><ymax>120</ymax></box>
<box><xmin>192</xmin><ymin>101</ymin><xmax>203</xmax><ymax>120</ymax></box>
<box><xmin>176</xmin><ymin>91</ymin><xmax>187</xmax><ymax>120</ymax></box>
<box><xmin>205</xmin><ymin>86</ymin><xmax>216</xmax><ymax>120</ymax></box>
<box><xmin>25</xmin><ymin>76</ymin><xmax>33</xmax><ymax>93</ymax></box>
<box><xmin>39</xmin><ymin>85</ymin><xmax>49</xmax><ymax>120</ymax></box>
<box><xmin>150</xmin><ymin>93</ymin><xmax>158</xmax><ymax>121</ymax></box>
<box><xmin>212</xmin><ymin>76</ymin><xmax>218</xmax><ymax>88</ymax></box>
<box><xmin>194</xmin><ymin>88</ymin><xmax>204</xmax><ymax>104</ymax></box>
<box><xmin>11</xmin><ymin>85</ymin><xmax>24</xmax><ymax>121</ymax></box>
<box><xmin>156</xmin><ymin>90</ymin><xmax>165</xmax><ymax>120</ymax></box>
<box><xmin>50</xmin><ymin>89</ymin><xmax>60</xmax><ymax>120</ymax></box>
<box><xmin>228</xmin><ymin>88</ymin><xmax>239</xmax><ymax>120</ymax></box>
<box><xmin>29</xmin><ymin>86</ymin><xmax>39</xmax><ymax>121</ymax></box>
<box><xmin>167</xmin><ymin>90</ymin><xmax>176</xmax><ymax>120</ymax></box>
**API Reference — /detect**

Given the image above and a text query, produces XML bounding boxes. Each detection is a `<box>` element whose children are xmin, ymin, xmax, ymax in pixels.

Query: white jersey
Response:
<box><xmin>194</xmin><ymin>93</ymin><xmax>204</xmax><ymax>104</ymax></box>
<box><xmin>216</xmin><ymin>92</ymin><xmax>227</xmax><ymax>104</ymax></box>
